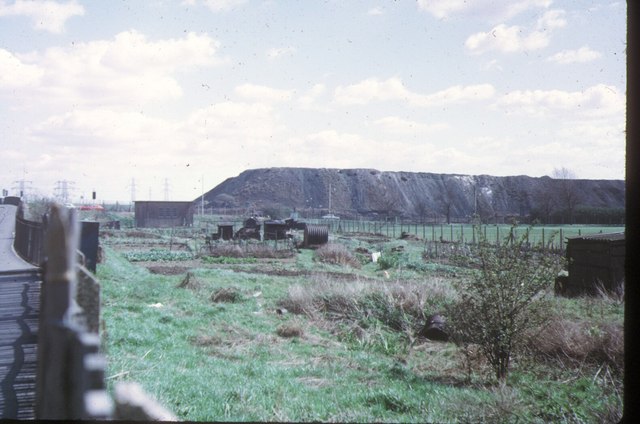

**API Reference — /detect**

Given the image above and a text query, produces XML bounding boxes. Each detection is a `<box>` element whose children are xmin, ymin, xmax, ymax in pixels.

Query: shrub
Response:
<box><xmin>276</xmin><ymin>323</ymin><xmax>304</xmax><ymax>338</ymax></box>
<box><xmin>211</xmin><ymin>287</ymin><xmax>244</xmax><ymax>303</ymax></box>
<box><xmin>446</xmin><ymin>225</ymin><xmax>564</xmax><ymax>381</ymax></box>
<box><xmin>208</xmin><ymin>244</ymin><xmax>245</xmax><ymax>258</ymax></box>
<box><xmin>277</xmin><ymin>275</ymin><xmax>458</xmax><ymax>351</ymax></box>
<box><xmin>244</xmin><ymin>243</ymin><xmax>295</xmax><ymax>258</ymax></box>
<box><xmin>377</xmin><ymin>251</ymin><xmax>401</xmax><ymax>270</ymax></box>
<box><xmin>524</xmin><ymin>318</ymin><xmax>624</xmax><ymax>371</ymax></box>
<box><xmin>314</xmin><ymin>243</ymin><xmax>361</xmax><ymax>268</ymax></box>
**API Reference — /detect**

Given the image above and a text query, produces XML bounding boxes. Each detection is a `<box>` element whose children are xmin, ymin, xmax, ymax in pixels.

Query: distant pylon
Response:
<box><xmin>164</xmin><ymin>178</ymin><xmax>170</xmax><ymax>201</ymax></box>
<box><xmin>128</xmin><ymin>178</ymin><xmax>136</xmax><ymax>203</ymax></box>
<box><xmin>12</xmin><ymin>179</ymin><xmax>33</xmax><ymax>198</ymax></box>
<box><xmin>54</xmin><ymin>180</ymin><xmax>75</xmax><ymax>204</ymax></box>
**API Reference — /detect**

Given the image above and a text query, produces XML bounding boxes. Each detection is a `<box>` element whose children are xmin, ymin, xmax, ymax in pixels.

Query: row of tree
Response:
<box><xmin>414</xmin><ymin>167</ymin><xmax>623</xmax><ymax>225</ymax></box>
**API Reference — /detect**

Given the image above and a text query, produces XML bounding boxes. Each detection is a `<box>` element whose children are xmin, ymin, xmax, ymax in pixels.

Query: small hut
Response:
<box><xmin>217</xmin><ymin>222</ymin><xmax>234</xmax><ymax>241</ymax></box>
<box><xmin>263</xmin><ymin>220</ymin><xmax>289</xmax><ymax>240</ymax></box>
<box><xmin>134</xmin><ymin>201</ymin><xmax>194</xmax><ymax>228</ymax></box>
<box><xmin>558</xmin><ymin>232</ymin><xmax>625</xmax><ymax>296</ymax></box>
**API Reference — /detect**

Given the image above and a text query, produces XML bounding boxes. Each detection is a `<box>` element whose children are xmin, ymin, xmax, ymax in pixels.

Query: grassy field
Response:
<box><xmin>98</xmin><ymin>226</ymin><xmax>623</xmax><ymax>422</ymax></box>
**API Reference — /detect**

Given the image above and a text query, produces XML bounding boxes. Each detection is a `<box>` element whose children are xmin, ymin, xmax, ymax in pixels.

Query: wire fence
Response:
<box><xmin>193</xmin><ymin>215</ymin><xmax>623</xmax><ymax>253</ymax></box>
<box><xmin>326</xmin><ymin>220</ymin><xmax>624</xmax><ymax>251</ymax></box>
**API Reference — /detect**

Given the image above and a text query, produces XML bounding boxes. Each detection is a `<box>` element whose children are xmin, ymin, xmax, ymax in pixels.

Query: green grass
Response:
<box><xmin>333</xmin><ymin>221</ymin><xmax>624</xmax><ymax>247</ymax></box>
<box><xmin>98</xmin><ymin>233</ymin><xmax>623</xmax><ymax>422</ymax></box>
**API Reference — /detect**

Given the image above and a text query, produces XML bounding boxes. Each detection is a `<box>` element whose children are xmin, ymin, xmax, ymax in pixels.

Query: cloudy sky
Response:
<box><xmin>0</xmin><ymin>0</ymin><xmax>626</xmax><ymax>203</ymax></box>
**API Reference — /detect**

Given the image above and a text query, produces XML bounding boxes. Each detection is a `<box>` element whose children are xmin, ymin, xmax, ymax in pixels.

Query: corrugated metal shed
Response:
<box><xmin>562</xmin><ymin>231</ymin><xmax>624</xmax><ymax>296</ymax></box>
<box><xmin>134</xmin><ymin>201</ymin><xmax>194</xmax><ymax>228</ymax></box>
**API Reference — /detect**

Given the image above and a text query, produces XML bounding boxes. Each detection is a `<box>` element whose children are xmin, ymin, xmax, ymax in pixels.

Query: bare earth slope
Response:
<box><xmin>201</xmin><ymin>167</ymin><xmax>625</xmax><ymax>220</ymax></box>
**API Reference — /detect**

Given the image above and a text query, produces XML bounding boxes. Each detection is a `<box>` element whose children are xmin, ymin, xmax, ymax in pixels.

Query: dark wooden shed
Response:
<box><xmin>134</xmin><ymin>201</ymin><xmax>194</xmax><ymax>228</ymax></box>
<box><xmin>217</xmin><ymin>223</ymin><xmax>234</xmax><ymax>241</ymax></box>
<box><xmin>263</xmin><ymin>220</ymin><xmax>289</xmax><ymax>241</ymax></box>
<box><xmin>561</xmin><ymin>232</ymin><xmax>625</xmax><ymax>296</ymax></box>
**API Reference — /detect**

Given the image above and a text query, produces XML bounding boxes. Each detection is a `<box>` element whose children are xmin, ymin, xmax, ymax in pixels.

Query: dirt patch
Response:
<box><xmin>148</xmin><ymin>265</ymin><xmax>191</xmax><ymax>275</ymax></box>
<box><xmin>125</xmin><ymin>230</ymin><xmax>163</xmax><ymax>239</ymax></box>
<box><xmin>228</xmin><ymin>266</ymin><xmax>380</xmax><ymax>283</ymax></box>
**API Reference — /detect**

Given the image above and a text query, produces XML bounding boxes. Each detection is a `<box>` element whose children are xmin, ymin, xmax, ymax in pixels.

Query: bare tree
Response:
<box><xmin>437</xmin><ymin>176</ymin><xmax>457</xmax><ymax>224</ymax></box>
<box><xmin>552</xmin><ymin>167</ymin><xmax>582</xmax><ymax>224</ymax></box>
<box><xmin>379</xmin><ymin>190</ymin><xmax>401</xmax><ymax>220</ymax></box>
<box><xmin>414</xmin><ymin>200</ymin><xmax>430</xmax><ymax>224</ymax></box>
<box><xmin>531</xmin><ymin>177</ymin><xmax>556</xmax><ymax>224</ymax></box>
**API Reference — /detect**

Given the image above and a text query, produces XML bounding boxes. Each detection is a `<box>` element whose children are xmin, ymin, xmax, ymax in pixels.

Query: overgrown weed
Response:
<box><xmin>314</xmin><ymin>243</ymin><xmax>361</xmax><ymax>268</ymax></box>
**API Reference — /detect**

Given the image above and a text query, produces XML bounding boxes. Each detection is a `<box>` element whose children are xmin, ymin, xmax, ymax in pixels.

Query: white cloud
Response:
<box><xmin>0</xmin><ymin>48</ymin><xmax>44</xmax><ymax>88</ymax></box>
<box><xmin>334</xmin><ymin>77</ymin><xmax>411</xmax><ymax>105</ymax></box>
<box><xmin>284</xmin><ymin>130</ymin><xmax>389</xmax><ymax>170</ymax></box>
<box><xmin>0</xmin><ymin>0</ymin><xmax>84</xmax><ymax>33</ymax></box>
<box><xmin>536</xmin><ymin>9</ymin><xmax>567</xmax><ymax>31</ymax></box>
<box><xmin>298</xmin><ymin>83</ymin><xmax>328</xmax><ymax>110</ymax></box>
<box><xmin>201</xmin><ymin>0</ymin><xmax>247</xmax><ymax>12</ymax></box>
<box><xmin>413</xmin><ymin>84</ymin><xmax>495</xmax><ymax>106</ymax></box>
<box><xmin>101</xmin><ymin>30</ymin><xmax>223</xmax><ymax>72</ymax></box>
<box><xmin>496</xmin><ymin>84</ymin><xmax>625</xmax><ymax>118</ymax></box>
<box><xmin>30</xmin><ymin>108</ymin><xmax>177</xmax><ymax>148</ymax></box>
<box><xmin>0</xmin><ymin>30</ymin><xmax>223</xmax><ymax>108</ymax></box>
<box><xmin>466</xmin><ymin>23</ymin><xmax>546</xmax><ymax>54</ymax></box>
<box><xmin>266</xmin><ymin>46</ymin><xmax>296</xmax><ymax>60</ymax></box>
<box><xmin>417</xmin><ymin>0</ymin><xmax>552</xmax><ymax>22</ymax></box>
<box><xmin>547</xmin><ymin>46</ymin><xmax>602</xmax><ymax>64</ymax></box>
<box><xmin>235</xmin><ymin>83</ymin><xmax>293</xmax><ymax>103</ymax></box>
<box><xmin>374</xmin><ymin>116</ymin><xmax>449</xmax><ymax>134</ymax></box>
<box><xmin>334</xmin><ymin>77</ymin><xmax>495</xmax><ymax>107</ymax></box>
<box><xmin>367</xmin><ymin>7</ymin><xmax>384</xmax><ymax>16</ymax></box>
<box><xmin>184</xmin><ymin>101</ymin><xmax>284</xmax><ymax>142</ymax></box>
<box><xmin>465</xmin><ymin>9</ymin><xmax>565</xmax><ymax>55</ymax></box>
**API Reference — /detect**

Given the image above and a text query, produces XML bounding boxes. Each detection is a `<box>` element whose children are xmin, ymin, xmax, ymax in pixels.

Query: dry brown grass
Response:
<box><xmin>207</xmin><ymin>242</ymin><xmax>296</xmax><ymax>259</ymax></box>
<box><xmin>176</xmin><ymin>272</ymin><xmax>201</xmax><ymax>289</ymax></box>
<box><xmin>525</xmin><ymin>318</ymin><xmax>623</xmax><ymax>371</ymax></box>
<box><xmin>276</xmin><ymin>323</ymin><xmax>305</xmax><ymax>338</ymax></box>
<box><xmin>277</xmin><ymin>275</ymin><xmax>457</xmax><ymax>333</ymax></box>
<box><xmin>244</xmin><ymin>243</ymin><xmax>296</xmax><ymax>258</ymax></box>
<box><xmin>314</xmin><ymin>243</ymin><xmax>361</xmax><ymax>268</ymax></box>
<box><xmin>210</xmin><ymin>287</ymin><xmax>244</xmax><ymax>303</ymax></box>
<box><xmin>208</xmin><ymin>244</ymin><xmax>245</xmax><ymax>258</ymax></box>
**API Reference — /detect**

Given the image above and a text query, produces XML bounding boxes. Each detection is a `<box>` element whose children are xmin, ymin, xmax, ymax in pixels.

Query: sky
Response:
<box><xmin>0</xmin><ymin>0</ymin><xmax>627</xmax><ymax>204</ymax></box>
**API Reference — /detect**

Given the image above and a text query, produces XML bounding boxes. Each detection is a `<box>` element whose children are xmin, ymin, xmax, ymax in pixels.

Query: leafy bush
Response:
<box><xmin>376</xmin><ymin>250</ymin><xmax>401</xmax><ymax>270</ymax></box>
<box><xmin>446</xmin><ymin>225</ymin><xmax>564</xmax><ymax>381</ymax></box>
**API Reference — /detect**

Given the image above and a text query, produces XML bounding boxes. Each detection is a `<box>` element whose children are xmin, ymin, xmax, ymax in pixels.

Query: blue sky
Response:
<box><xmin>0</xmin><ymin>0</ymin><xmax>626</xmax><ymax>203</ymax></box>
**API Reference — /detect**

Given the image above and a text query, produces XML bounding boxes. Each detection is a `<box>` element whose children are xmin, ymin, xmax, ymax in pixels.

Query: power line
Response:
<box><xmin>127</xmin><ymin>178</ymin><xmax>136</xmax><ymax>203</ymax></box>
<box><xmin>53</xmin><ymin>180</ymin><xmax>75</xmax><ymax>204</ymax></box>
<box><xmin>164</xmin><ymin>178</ymin><xmax>170</xmax><ymax>201</ymax></box>
<box><xmin>12</xmin><ymin>179</ymin><xmax>33</xmax><ymax>198</ymax></box>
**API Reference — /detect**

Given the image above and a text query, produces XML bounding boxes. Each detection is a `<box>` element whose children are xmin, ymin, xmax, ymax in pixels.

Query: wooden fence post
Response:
<box><xmin>35</xmin><ymin>204</ymin><xmax>113</xmax><ymax>420</ymax></box>
<box><xmin>36</xmin><ymin>205</ymin><xmax>80</xmax><ymax>419</ymax></box>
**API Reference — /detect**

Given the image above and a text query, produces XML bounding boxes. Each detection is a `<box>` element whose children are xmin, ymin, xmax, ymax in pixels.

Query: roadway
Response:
<box><xmin>0</xmin><ymin>204</ymin><xmax>40</xmax><ymax>419</ymax></box>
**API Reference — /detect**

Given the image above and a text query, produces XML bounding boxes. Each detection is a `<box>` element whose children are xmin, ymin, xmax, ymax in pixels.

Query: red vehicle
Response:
<box><xmin>79</xmin><ymin>204</ymin><xmax>105</xmax><ymax>211</ymax></box>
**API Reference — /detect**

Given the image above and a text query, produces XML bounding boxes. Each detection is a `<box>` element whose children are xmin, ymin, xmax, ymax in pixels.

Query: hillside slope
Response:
<box><xmin>201</xmin><ymin>168</ymin><xmax>625</xmax><ymax>221</ymax></box>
